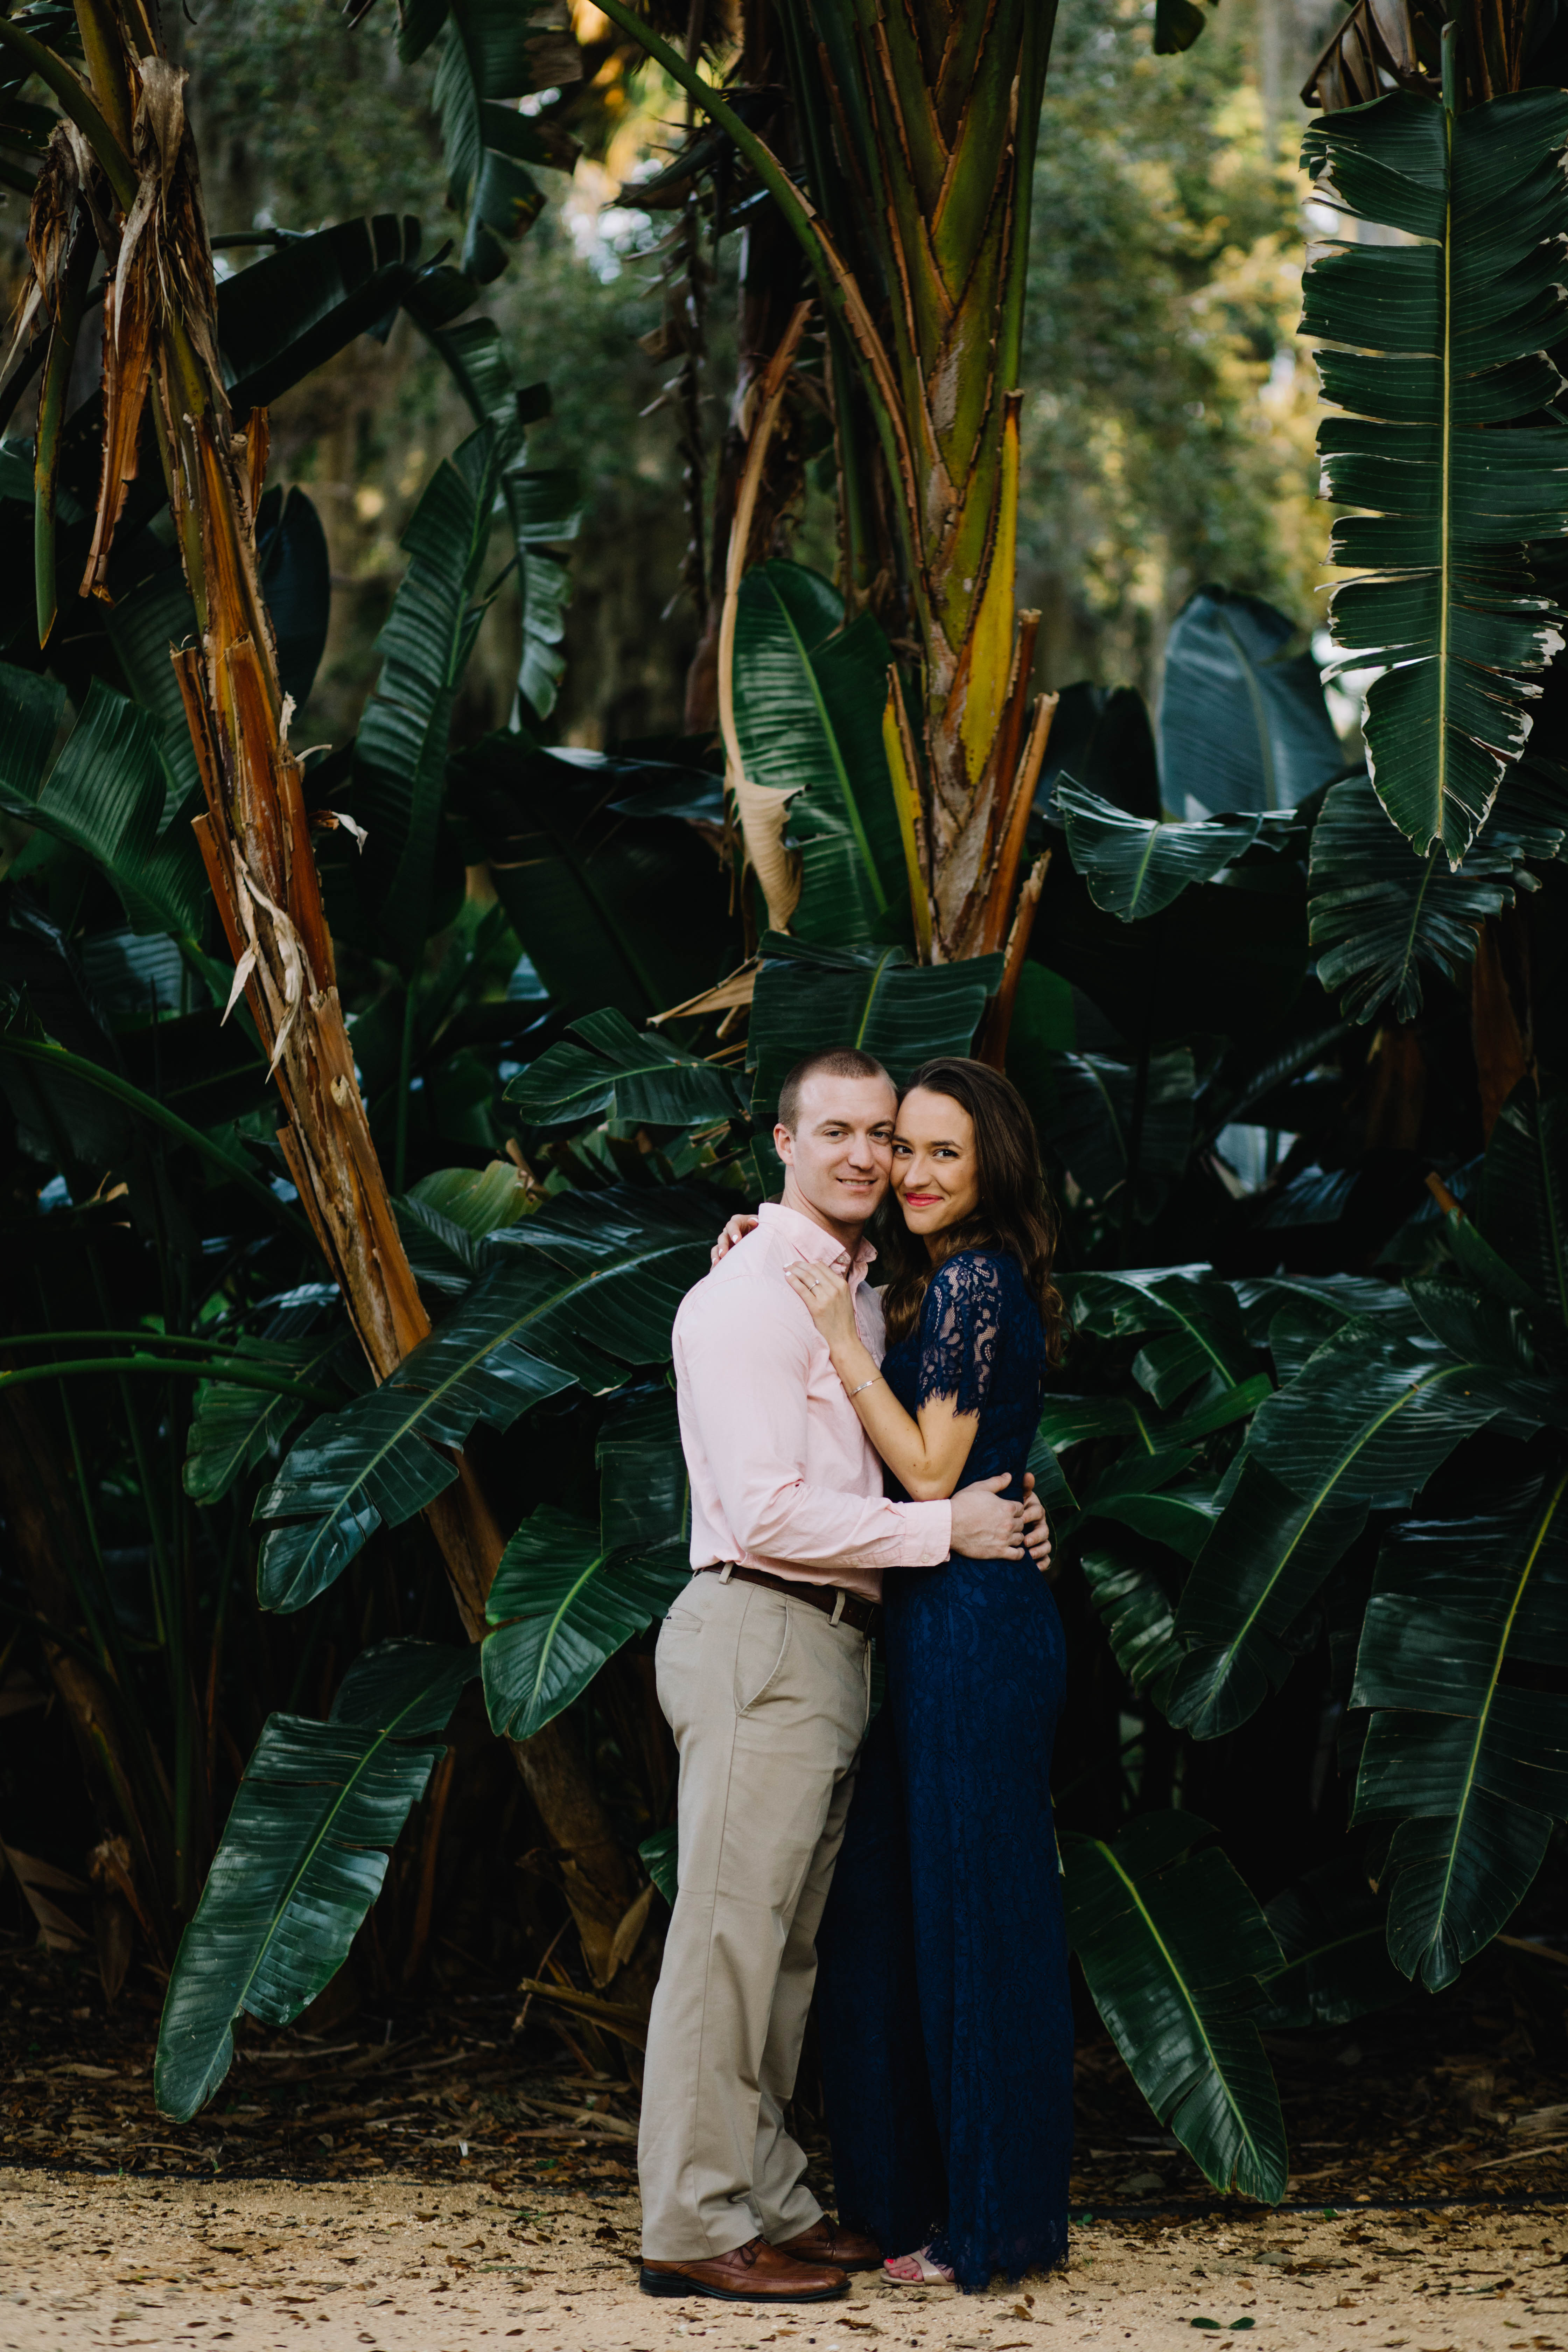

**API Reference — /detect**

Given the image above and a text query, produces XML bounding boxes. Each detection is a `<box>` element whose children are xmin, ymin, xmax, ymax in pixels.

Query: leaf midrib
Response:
<box><xmin>763</xmin><ymin>576</ymin><xmax>888</xmax><ymax>915</ymax></box>
<box><xmin>1407</xmin><ymin>1465</ymin><xmax>1568</xmax><ymax>1958</ymax></box>
<box><xmin>226</xmin><ymin>1675</ymin><xmax>453</xmax><ymax>2028</ymax></box>
<box><xmin>1205</xmin><ymin>1353</ymin><xmax>1485</xmax><ymax>1687</ymax></box>
<box><xmin>1092</xmin><ymin>1838</ymin><xmax>1274</xmax><ymax>2184</ymax></box>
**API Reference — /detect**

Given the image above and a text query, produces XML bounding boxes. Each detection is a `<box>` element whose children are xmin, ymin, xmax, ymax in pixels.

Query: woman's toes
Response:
<box><xmin>884</xmin><ymin>2254</ymin><xmax>923</xmax><ymax>2281</ymax></box>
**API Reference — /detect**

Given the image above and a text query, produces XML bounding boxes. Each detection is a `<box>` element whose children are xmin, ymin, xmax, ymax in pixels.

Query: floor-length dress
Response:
<box><xmin>814</xmin><ymin>1248</ymin><xmax>1073</xmax><ymax>2289</ymax></box>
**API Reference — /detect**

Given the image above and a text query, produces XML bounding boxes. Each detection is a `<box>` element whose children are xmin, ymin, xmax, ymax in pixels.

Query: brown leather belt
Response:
<box><xmin>699</xmin><ymin>1562</ymin><xmax>881</xmax><ymax>1636</ymax></box>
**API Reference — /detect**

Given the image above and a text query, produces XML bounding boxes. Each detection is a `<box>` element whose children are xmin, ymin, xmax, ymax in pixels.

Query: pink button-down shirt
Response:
<box><xmin>671</xmin><ymin>1200</ymin><xmax>953</xmax><ymax>1603</ymax></box>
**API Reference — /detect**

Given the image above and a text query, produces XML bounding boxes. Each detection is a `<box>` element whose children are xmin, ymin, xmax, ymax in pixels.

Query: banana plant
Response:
<box><xmin>586</xmin><ymin>0</ymin><xmax>1058</xmax><ymax>970</ymax></box>
<box><xmin>1302</xmin><ymin>86</ymin><xmax>1568</xmax><ymax>867</ymax></box>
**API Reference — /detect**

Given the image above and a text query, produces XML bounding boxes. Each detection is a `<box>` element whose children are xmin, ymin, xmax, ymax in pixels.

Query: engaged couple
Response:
<box><xmin>635</xmin><ymin>1047</ymin><xmax>1073</xmax><ymax>2304</ymax></box>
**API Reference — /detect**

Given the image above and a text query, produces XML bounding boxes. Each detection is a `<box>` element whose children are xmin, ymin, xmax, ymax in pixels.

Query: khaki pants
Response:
<box><xmin>637</xmin><ymin>1571</ymin><xmax>873</xmax><ymax>2260</ymax></box>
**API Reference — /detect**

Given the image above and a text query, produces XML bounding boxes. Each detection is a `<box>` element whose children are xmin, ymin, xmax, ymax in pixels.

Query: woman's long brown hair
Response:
<box><xmin>877</xmin><ymin>1057</ymin><xmax>1066</xmax><ymax>1362</ymax></box>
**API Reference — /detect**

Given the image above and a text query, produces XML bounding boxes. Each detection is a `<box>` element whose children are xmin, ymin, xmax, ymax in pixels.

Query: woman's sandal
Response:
<box><xmin>883</xmin><ymin>2248</ymin><xmax>955</xmax><ymax>2284</ymax></box>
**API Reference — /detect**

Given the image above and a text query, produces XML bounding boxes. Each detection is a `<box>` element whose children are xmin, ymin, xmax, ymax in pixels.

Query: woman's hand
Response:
<box><xmin>711</xmin><ymin>1212</ymin><xmax>759</xmax><ymax>1266</ymax></box>
<box><xmin>1021</xmin><ymin>1481</ymin><xmax>1054</xmax><ymax>1577</ymax></box>
<box><xmin>783</xmin><ymin>1259</ymin><xmax>860</xmax><ymax>1353</ymax></box>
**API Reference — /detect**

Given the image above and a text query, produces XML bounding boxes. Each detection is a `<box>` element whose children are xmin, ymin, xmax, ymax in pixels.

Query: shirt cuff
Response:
<box><xmin>890</xmin><ymin>1498</ymin><xmax>951</xmax><ymax>1566</ymax></box>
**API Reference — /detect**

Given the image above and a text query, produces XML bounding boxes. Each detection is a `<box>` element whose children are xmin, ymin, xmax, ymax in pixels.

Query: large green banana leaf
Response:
<box><xmin>1039</xmin><ymin>1049</ymin><xmax>1195</xmax><ymax>1222</ymax></box>
<box><xmin>597</xmin><ymin>1385</ymin><xmax>690</xmax><ymax>1551</ymax></box>
<box><xmin>747</xmin><ymin>935</ymin><xmax>1003</xmax><ymax>1125</ymax></box>
<box><xmin>395</xmin><ymin>1156</ymin><xmax>537</xmax><ymax>1299</ymax></box>
<box><xmin>1062</xmin><ymin>1810</ymin><xmax>1288</xmax><ymax>2202</ymax></box>
<box><xmin>399</xmin><ymin>0</ymin><xmax>578</xmax><ymax>282</ymax></box>
<box><xmin>507</xmin><ymin>1007</ymin><xmax>742</xmax><ymax>1131</ymax></box>
<box><xmin>1169</xmin><ymin>1458</ymin><xmax>1369</xmax><ymax>1738</ymax></box>
<box><xmin>417</xmin><ymin>316</ymin><xmax>580</xmax><ymax>720</ymax></box>
<box><xmin>1065</xmin><ymin>1269</ymin><xmax>1257</xmax><ymax>1406</ymax></box>
<box><xmin>1081</xmin><ymin>1536</ymin><xmax>1183</xmax><ymax>1706</ymax></box>
<box><xmin>184</xmin><ymin>1333</ymin><xmax>350</xmax><ymax>1507</ymax></box>
<box><xmin>1079</xmin><ymin>1452</ymin><xmax>1227</xmax><ymax>1561</ymax></box>
<box><xmin>1308</xmin><ymin>773</ymin><xmax>1548</xmax><ymax>1024</ymax></box>
<box><xmin>1157</xmin><ymin>586</ymin><xmax>1345</xmax><ymax>818</ymax></box>
<box><xmin>481</xmin><ymin>1506</ymin><xmax>688</xmax><ymax>1741</ymax></box>
<box><xmin>1037</xmin><ymin>682</ymin><xmax>1161</xmax><ymax>820</ymax></box>
<box><xmin>1480</xmin><ymin>1078</ymin><xmax>1568</xmax><ymax>1324</ymax></box>
<box><xmin>256</xmin><ymin>1188</ymin><xmax>712</xmax><ymax>1610</ymax></box>
<box><xmin>1253</xmin><ymin>1860</ymin><xmax>1406</xmax><ymax>2032</ymax></box>
<box><xmin>1301</xmin><ymin>89</ymin><xmax>1568</xmax><ymax>864</ymax></box>
<box><xmin>355</xmin><ymin>427</ymin><xmax>504</xmax><ymax>973</ymax></box>
<box><xmin>455</xmin><ymin>735</ymin><xmax>740</xmax><ymax>1020</ymax></box>
<box><xmin>0</xmin><ymin>668</ymin><xmax>206</xmax><ymax>942</ymax></box>
<box><xmin>154</xmin><ymin>1640</ymin><xmax>477</xmax><ymax>2121</ymax></box>
<box><xmin>1057</xmin><ymin>782</ymin><xmax>1259</xmax><ymax>919</ymax></box>
<box><xmin>731</xmin><ymin>561</ymin><xmax>908</xmax><ymax>946</ymax></box>
<box><xmin>102</xmin><ymin>566</ymin><xmax>202</xmax><ymax>821</ymax></box>
<box><xmin>1351</xmin><ymin>1468</ymin><xmax>1568</xmax><ymax>1989</ymax></box>
<box><xmin>1171</xmin><ymin>1310</ymin><xmax>1556</xmax><ymax>1739</ymax></box>
<box><xmin>217</xmin><ymin>216</ymin><xmax>430</xmax><ymax>415</ymax></box>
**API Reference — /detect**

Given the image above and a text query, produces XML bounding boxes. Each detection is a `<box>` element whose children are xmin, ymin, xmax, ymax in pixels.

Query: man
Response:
<box><xmin>637</xmin><ymin>1047</ymin><xmax>1052</xmax><ymax>2306</ymax></box>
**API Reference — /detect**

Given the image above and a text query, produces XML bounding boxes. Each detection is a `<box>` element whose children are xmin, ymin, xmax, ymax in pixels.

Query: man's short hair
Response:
<box><xmin>776</xmin><ymin>1049</ymin><xmax>894</xmax><ymax>1135</ymax></box>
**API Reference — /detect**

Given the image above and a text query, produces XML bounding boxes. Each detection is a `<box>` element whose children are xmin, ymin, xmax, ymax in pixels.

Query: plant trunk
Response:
<box><xmin>33</xmin><ymin>9</ymin><xmax>643</xmax><ymax>1985</ymax></box>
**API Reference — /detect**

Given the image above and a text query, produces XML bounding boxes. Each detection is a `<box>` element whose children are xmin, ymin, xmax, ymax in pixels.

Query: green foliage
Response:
<box><xmin>1255</xmin><ymin>1863</ymin><xmax>1406</xmax><ymax>2032</ymax></box>
<box><xmin>1056</xmin><ymin>785</ymin><xmax>1260</xmax><ymax>921</ymax></box>
<box><xmin>154</xmin><ymin>1641</ymin><xmax>476</xmax><ymax>2120</ymax></box>
<box><xmin>732</xmin><ymin>562</ymin><xmax>908</xmax><ymax>944</ymax></box>
<box><xmin>481</xmin><ymin>1505</ymin><xmax>687</xmax><ymax>1741</ymax></box>
<box><xmin>507</xmin><ymin>1007</ymin><xmax>742</xmax><ymax>1130</ymax></box>
<box><xmin>1022</xmin><ymin>5</ymin><xmax>1321</xmax><ymax>683</ymax></box>
<box><xmin>183</xmin><ymin>1334</ymin><xmax>349</xmax><ymax>1506</ymax></box>
<box><xmin>398</xmin><ymin>0</ymin><xmax>578</xmax><ymax>282</ymax></box>
<box><xmin>256</xmin><ymin>1188</ymin><xmax>712</xmax><ymax>1610</ymax></box>
<box><xmin>0</xmin><ymin>670</ymin><xmax>207</xmax><ymax>943</ymax></box>
<box><xmin>1352</xmin><ymin>1470</ymin><xmax>1568</xmax><ymax>1990</ymax></box>
<box><xmin>747</xmin><ymin>936</ymin><xmax>1003</xmax><ymax>1125</ymax></box>
<box><xmin>356</xmin><ymin>427</ymin><xmax>507</xmax><ymax>972</ymax></box>
<box><xmin>1308</xmin><ymin>774</ymin><xmax>1539</xmax><ymax>1024</ymax></box>
<box><xmin>1157</xmin><ymin>587</ymin><xmax>1345</xmax><ymax>819</ymax></box>
<box><xmin>1302</xmin><ymin>90</ymin><xmax>1568</xmax><ymax>863</ymax></box>
<box><xmin>456</xmin><ymin>737</ymin><xmax>738</xmax><ymax>1020</ymax></box>
<box><xmin>1063</xmin><ymin>1811</ymin><xmax>1288</xmax><ymax>2201</ymax></box>
<box><xmin>1482</xmin><ymin>1080</ymin><xmax>1568</xmax><ymax>1323</ymax></box>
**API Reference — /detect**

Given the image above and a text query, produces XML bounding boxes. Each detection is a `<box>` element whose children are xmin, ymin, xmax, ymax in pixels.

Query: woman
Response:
<box><xmin>718</xmin><ymin>1057</ymin><xmax>1072</xmax><ymax>2289</ymax></box>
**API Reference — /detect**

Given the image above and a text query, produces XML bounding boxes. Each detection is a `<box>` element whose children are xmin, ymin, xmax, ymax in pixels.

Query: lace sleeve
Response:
<box><xmin>916</xmin><ymin>1252</ymin><xmax>1005</xmax><ymax>1416</ymax></box>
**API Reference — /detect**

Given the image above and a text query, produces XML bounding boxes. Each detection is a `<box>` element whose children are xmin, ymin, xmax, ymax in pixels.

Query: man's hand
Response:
<box><xmin>950</xmin><ymin>1474</ymin><xmax>1027</xmax><ymax>1559</ymax></box>
<box><xmin>1021</xmin><ymin>1472</ymin><xmax>1055</xmax><ymax>1576</ymax></box>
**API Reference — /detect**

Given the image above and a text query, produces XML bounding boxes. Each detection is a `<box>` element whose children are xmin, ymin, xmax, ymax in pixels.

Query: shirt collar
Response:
<box><xmin>758</xmin><ymin>1199</ymin><xmax>878</xmax><ymax>1282</ymax></box>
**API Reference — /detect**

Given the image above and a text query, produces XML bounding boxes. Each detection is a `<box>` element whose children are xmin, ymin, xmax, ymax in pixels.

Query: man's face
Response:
<box><xmin>775</xmin><ymin>1072</ymin><xmax>898</xmax><ymax>1233</ymax></box>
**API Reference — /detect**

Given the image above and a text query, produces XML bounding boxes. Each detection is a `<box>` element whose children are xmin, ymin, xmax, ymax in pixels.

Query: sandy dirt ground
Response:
<box><xmin>3</xmin><ymin>2170</ymin><xmax>1567</xmax><ymax>2352</ymax></box>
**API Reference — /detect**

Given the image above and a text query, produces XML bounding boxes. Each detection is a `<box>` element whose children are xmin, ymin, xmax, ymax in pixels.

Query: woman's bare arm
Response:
<box><xmin>783</xmin><ymin>1261</ymin><xmax>980</xmax><ymax>1500</ymax></box>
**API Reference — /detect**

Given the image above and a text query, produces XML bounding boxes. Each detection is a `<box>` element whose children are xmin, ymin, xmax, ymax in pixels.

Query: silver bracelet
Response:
<box><xmin>845</xmin><ymin>1375</ymin><xmax>882</xmax><ymax>1400</ymax></box>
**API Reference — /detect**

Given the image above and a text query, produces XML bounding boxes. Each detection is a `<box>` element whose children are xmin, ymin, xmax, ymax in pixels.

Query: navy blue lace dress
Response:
<box><xmin>814</xmin><ymin>1249</ymin><xmax>1072</xmax><ymax>2290</ymax></box>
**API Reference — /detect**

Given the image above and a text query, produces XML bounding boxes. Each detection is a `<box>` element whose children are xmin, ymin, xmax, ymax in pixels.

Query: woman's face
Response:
<box><xmin>891</xmin><ymin>1087</ymin><xmax>982</xmax><ymax>1238</ymax></box>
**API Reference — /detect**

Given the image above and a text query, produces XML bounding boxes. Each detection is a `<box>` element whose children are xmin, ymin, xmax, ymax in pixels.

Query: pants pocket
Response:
<box><xmin>734</xmin><ymin>1590</ymin><xmax>792</xmax><ymax>1714</ymax></box>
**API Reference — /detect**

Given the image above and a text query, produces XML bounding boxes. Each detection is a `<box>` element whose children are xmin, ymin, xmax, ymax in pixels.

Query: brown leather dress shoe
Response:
<box><xmin>640</xmin><ymin>2234</ymin><xmax>848</xmax><ymax>2302</ymax></box>
<box><xmin>776</xmin><ymin>2216</ymin><xmax>884</xmax><ymax>2271</ymax></box>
